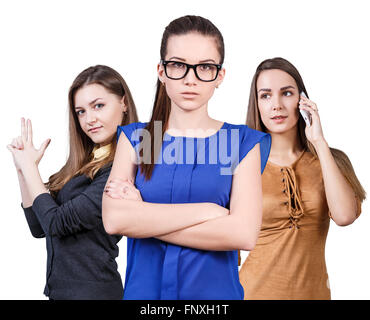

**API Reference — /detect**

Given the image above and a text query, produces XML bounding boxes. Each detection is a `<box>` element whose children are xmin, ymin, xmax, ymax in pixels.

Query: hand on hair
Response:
<box><xmin>299</xmin><ymin>95</ymin><xmax>326</xmax><ymax>145</ymax></box>
<box><xmin>104</xmin><ymin>178</ymin><xmax>142</xmax><ymax>201</ymax></box>
<box><xmin>7</xmin><ymin>118</ymin><xmax>51</xmax><ymax>172</ymax></box>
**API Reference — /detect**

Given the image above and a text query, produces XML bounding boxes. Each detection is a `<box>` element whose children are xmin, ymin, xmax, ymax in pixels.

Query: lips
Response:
<box><xmin>88</xmin><ymin>126</ymin><xmax>103</xmax><ymax>132</ymax></box>
<box><xmin>181</xmin><ymin>92</ymin><xmax>199</xmax><ymax>98</ymax></box>
<box><xmin>271</xmin><ymin>115</ymin><xmax>287</xmax><ymax>123</ymax></box>
<box><xmin>271</xmin><ymin>116</ymin><xmax>288</xmax><ymax>120</ymax></box>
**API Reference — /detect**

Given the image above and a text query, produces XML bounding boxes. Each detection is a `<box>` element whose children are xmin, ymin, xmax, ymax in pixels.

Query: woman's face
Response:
<box><xmin>256</xmin><ymin>69</ymin><xmax>300</xmax><ymax>134</ymax></box>
<box><xmin>158</xmin><ymin>32</ymin><xmax>225</xmax><ymax>112</ymax></box>
<box><xmin>74</xmin><ymin>83</ymin><xmax>126</xmax><ymax>147</ymax></box>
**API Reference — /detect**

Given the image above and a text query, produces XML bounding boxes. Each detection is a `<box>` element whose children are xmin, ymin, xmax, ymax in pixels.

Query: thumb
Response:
<box><xmin>6</xmin><ymin>144</ymin><xmax>16</xmax><ymax>155</ymax></box>
<box><xmin>39</xmin><ymin>139</ymin><xmax>51</xmax><ymax>154</ymax></box>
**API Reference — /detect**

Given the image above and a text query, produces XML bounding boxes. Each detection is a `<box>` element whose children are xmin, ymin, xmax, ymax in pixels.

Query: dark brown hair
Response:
<box><xmin>246</xmin><ymin>57</ymin><xmax>366</xmax><ymax>202</ymax></box>
<box><xmin>140</xmin><ymin>15</ymin><xmax>224</xmax><ymax>180</ymax></box>
<box><xmin>46</xmin><ymin>65</ymin><xmax>139</xmax><ymax>197</ymax></box>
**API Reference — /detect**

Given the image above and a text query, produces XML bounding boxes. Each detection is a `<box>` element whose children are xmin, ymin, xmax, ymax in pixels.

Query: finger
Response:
<box><xmin>105</xmin><ymin>191</ymin><xmax>121</xmax><ymax>199</ymax></box>
<box><xmin>105</xmin><ymin>182</ymin><xmax>122</xmax><ymax>190</ymax></box>
<box><xmin>299</xmin><ymin>105</ymin><xmax>318</xmax><ymax>114</ymax></box>
<box><xmin>16</xmin><ymin>136</ymin><xmax>24</xmax><ymax>149</ymax></box>
<box><xmin>109</xmin><ymin>180</ymin><xmax>132</xmax><ymax>188</ymax></box>
<box><xmin>27</xmin><ymin>119</ymin><xmax>33</xmax><ymax>144</ymax></box>
<box><xmin>7</xmin><ymin>144</ymin><xmax>16</xmax><ymax>154</ymax></box>
<box><xmin>299</xmin><ymin>98</ymin><xmax>317</xmax><ymax>110</ymax></box>
<box><xmin>299</xmin><ymin>106</ymin><xmax>320</xmax><ymax>121</ymax></box>
<box><xmin>110</xmin><ymin>178</ymin><xmax>129</xmax><ymax>184</ymax></box>
<box><xmin>39</xmin><ymin>139</ymin><xmax>51</xmax><ymax>155</ymax></box>
<box><xmin>21</xmin><ymin>117</ymin><xmax>27</xmax><ymax>142</ymax></box>
<box><xmin>11</xmin><ymin>138</ymin><xmax>18</xmax><ymax>148</ymax></box>
<box><xmin>104</xmin><ymin>187</ymin><xmax>124</xmax><ymax>198</ymax></box>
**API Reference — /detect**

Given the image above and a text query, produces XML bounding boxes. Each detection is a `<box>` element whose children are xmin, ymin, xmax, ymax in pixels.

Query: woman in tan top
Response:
<box><xmin>239</xmin><ymin>57</ymin><xmax>366</xmax><ymax>300</ymax></box>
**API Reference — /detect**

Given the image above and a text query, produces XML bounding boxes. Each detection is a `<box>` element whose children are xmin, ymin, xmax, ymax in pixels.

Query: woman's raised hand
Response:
<box><xmin>7</xmin><ymin>118</ymin><xmax>51</xmax><ymax>171</ymax></box>
<box><xmin>299</xmin><ymin>95</ymin><xmax>326</xmax><ymax>145</ymax></box>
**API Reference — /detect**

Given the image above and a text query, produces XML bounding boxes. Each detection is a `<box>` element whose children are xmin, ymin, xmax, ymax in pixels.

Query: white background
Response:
<box><xmin>1</xmin><ymin>0</ymin><xmax>369</xmax><ymax>299</ymax></box>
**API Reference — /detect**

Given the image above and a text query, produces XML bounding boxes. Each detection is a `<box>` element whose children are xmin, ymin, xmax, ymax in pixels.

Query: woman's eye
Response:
<box><xmin>283</xmin><ymin>91</ymin><xmax>293</xmax><ymax>96</ymax></box>
<box><xmin>174</xmin><ymin>62</ymin><xmax>185</xmax><ymax>69</ymax></box>
<box><xmin>260</xmin><ymin>94</ymin><xmax>270</xmax><ymax>99</ymax></box>
<box><xmin>76</xmin><ymin>110</ymin><xmax>84</xmax><ymax>115</ymax></box>
<box><xmin>95</xmin><ymin>103</ymin><xmax>104</xmax><ymax>109</ymax></box>
<box><xmin>199</xmin><ymin>64</ymin><xmax>211</xmax><ymax>71</ymax></box>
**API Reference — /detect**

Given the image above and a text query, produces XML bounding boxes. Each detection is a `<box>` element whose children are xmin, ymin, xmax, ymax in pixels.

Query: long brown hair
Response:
<box><xmin>246</xmin><ymin>57</ymin><xmax>366</xmax><ymax>202</ymax></box>
<box><xmin>46</xmin><ymin>65</ymin><xmax>139</xmax><ymax>197</ymax></box>
<box><xmin>140</xmin><ymin>15</ymin><xmax>225</xmax><ymax>180</ymax></box>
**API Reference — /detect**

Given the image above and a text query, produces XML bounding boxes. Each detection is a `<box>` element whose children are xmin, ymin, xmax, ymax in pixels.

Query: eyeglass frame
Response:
<box><xmin>160</xmin><ymin>60</ymin><xmax>223</xmax><ymax>82</ymax></box>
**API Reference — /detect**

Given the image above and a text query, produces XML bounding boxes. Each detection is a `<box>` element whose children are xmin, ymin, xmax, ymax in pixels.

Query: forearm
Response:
<box><xmin>156</xmin><ymin>212</ymin><xmax>261</xmax><ymax>251</ymax></box>
<box><xmin>102</xmin><ymin>195</ymin><xmax>228</xmax><ymax>238</ymax></box>
<box><xmin>16</xmin><ymin>169</ymin><xmax>45</xmax><ymax>237</ymax></box>
<box><xmin>17</xmin><ymin>170</ymin><xmax>34</xmax><ymax>208</ymax></box>
<box><xmin>314</xmin><ymin>139</ymin><xmax>357</xmax><ymax>225</ymax></box>
<box><xmin>20</xmin><ymin>163</ymin><xmax>48</xmax><ymax>203</ymax></box>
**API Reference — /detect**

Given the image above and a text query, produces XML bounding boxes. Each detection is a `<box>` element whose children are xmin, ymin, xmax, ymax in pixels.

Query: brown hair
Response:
<box><xmin>46</xmin><ymin>65</ymin><xmax>139</xmax><ymax>197</ymax></box>
<box><xmin>246</xmin><ymin>57</ymin><xmax>366</xmax><ymax>202</ymax></box>
<box><xmin>140</xmin><ymin>15</ymin><xmax>225</xmax><ymax>180</ymax></box>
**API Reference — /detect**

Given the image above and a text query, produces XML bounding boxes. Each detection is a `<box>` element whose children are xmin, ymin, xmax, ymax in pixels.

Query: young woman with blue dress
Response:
<box><xmin>102</xmin><ymin>16</ymin><xmax>271</xmax><ymax>300</ymax></box>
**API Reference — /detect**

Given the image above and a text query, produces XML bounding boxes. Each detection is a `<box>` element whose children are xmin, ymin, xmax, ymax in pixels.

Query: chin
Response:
<box><xmin>268</xmin><ymin>123</ymin><xmax>298</xmax><ymax>134</ymax></box>
<box><xmin>175</xmin><ymin>100</ymin><xmax>204</xmax><ymax>112</ymax></box>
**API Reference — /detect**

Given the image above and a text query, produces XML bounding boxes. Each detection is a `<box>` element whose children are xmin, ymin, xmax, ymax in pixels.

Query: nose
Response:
<box><xmin>271</xmin><ymin>95</ymin><xmax>283</xmax><ymax>111</ymax></box>
<box><xmin>183</xmin><ymin>67</ymin><xmax>198</xmax><ymax>86</ymax></box>
<box><xmin>86</xmin><ymin>110</ymin><xmax>97</xmax><ymax>125</ymax></box>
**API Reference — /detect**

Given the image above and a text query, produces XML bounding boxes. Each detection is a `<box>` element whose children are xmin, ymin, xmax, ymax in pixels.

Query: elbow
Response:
<box><xmin>240</xmin><ymin>237</ymin><xmax>257</xmax><ymax>251</ymax></box>
<box><xmin>30</xmin><ymin>231</ymin><xmax>46</xmax><ymax>239</ymax></box>
<box><xmin>102</xmin><ymin>207</ymin><xmax>125</xmax><ymax>235</ymax></box>
<box><xmin>102</xmin><ymin>198</ymin><xmax>124</xmax><ymax>235</ymax></box>
<box><xmin>103</xmin><ymin>217</ymin><xmax>119</xmax><ymax>235</ymax></box>
<box><xmin>236</xmin><ymin>229</ymin><xmax>258</xmax><ymax>251</ymax></box>
<box><xmin>333</xmin><ymin>212</ymin><xmax>357</xmax><ymax>227</ymax></box>
<box><xmin>236</xmin><ymin>216</ymin><xmax>261</xmax><ymax>251</ymax></box>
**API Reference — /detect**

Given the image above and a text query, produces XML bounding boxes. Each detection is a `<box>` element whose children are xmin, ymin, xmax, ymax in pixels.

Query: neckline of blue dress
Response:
<box><xmin>163</xmin><ymin>122</ymin><xmax>228</xmax><ymax>139</ymax></box>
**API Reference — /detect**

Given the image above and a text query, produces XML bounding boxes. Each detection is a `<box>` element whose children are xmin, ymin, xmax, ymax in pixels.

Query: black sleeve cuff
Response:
<box><xmin>21</xmin><ymin>203</ymin><xmax>45</xmax><ymax>238</ymax></box>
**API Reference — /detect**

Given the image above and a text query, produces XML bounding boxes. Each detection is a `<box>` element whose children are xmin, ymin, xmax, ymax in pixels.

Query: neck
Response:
<box><xmin>167</xmin><ymin>102</ymin><xmax>216</xmax><ymax>135</ymax></box>
<box><xmin>268</xmin><ymin>125</ymin><xmax>303</xmax><ymax>158</ymax></box>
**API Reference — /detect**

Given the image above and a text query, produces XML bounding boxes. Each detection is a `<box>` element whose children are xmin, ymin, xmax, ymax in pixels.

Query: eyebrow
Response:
<box><xmin>75</xmin><ymin>98</ymin><xmax>102</xmax><ymax>110</ymax></box>
<box><xmin>257</xmin><ymin>85</ymin><xmax>295</xmax><ymax>93</ymax></box>
<box><xmin>167</xmin><ymin>57</ymin><xmax>217</xmax><ymax>64</ymax></box>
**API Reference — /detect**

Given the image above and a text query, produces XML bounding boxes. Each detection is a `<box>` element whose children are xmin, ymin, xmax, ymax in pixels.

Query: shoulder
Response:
<box><xmin>225</xmin><ymin>123</ymin><xmax>271</xmax><ymax>173</ymax></box>
<box><xmin>117</xmin><ymin>122</ymin><xmax>148</xmax><ymax>147</ymax></box>
<box><xmin>225</xmin><ymin>123</ymin><xmax>271</xmax><ymax>147</ymax></box>
<box><xmin>117</xmin><ymin>122</ymin><xmax>147</xmax><ymax>134</ymax></box>
<box><xmin>225</xmin><ymin>123</ymin><xmax>269</xmax><ymax>139</ymax></box>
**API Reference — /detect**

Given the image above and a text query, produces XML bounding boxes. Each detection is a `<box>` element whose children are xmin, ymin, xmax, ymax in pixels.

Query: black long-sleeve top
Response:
<box><xmin>22</xmin><ymin>164</ymin><xmax>123</xmax><ymax>300</ymax></box>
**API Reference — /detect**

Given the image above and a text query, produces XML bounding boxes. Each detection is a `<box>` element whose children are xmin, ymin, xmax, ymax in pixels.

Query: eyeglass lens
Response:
<box><xmin>165</xmin><ymin>62</ymin><xmax>219</xmax><ymax>81</ymax></box>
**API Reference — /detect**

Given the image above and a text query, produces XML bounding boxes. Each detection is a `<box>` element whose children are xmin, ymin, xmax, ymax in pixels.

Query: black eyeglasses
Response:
<box><xmin>161</xmin><ymin>60</ymin><xmax>222</xmax><ymax>82</ymax></box>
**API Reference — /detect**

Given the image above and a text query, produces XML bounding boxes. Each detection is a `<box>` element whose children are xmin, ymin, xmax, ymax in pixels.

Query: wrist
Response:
<box><xmin>312</xmin><ymin>138</ymin><xmax>328</xmax><ymax>150</ymax></box>
<box><xmin>21</xmin><ymin>161</ymin><xmax>38</xmax><ymax>173</ymax></box>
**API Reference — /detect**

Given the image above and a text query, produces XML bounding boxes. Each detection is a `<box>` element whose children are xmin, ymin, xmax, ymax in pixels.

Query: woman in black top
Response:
<box><xmin>7</xmin><ymin>65</ymin><xmax>139</xmax><ymax>299</ymax></box>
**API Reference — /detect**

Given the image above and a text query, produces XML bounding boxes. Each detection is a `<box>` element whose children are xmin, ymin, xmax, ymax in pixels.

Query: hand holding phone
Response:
<box><xmin>299</xmin><ymin>92</ymin><xmax>311</xmax><ymax>127</ymax></box>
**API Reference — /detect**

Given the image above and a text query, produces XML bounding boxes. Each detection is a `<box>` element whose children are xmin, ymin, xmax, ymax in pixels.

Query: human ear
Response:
<box><xmin>120</xmin><ymin>95</ymin><xmax>127</xmax><ymax>113</ymax></box>
<box><xmin>157</xmin><ymin>63</ymin><xmax>166</xmax><ymax>85</ymax></box>
<box><xmin>216</xmin><ymin>67</ymin><xmax>226</xmax><ymax>88</ymax></box>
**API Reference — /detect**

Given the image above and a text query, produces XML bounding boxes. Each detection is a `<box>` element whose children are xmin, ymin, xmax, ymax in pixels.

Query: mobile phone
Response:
<box><xmin>299</xmin><ymin>91</ymin><xmax>311</xmax><ymax>126</ymax></box>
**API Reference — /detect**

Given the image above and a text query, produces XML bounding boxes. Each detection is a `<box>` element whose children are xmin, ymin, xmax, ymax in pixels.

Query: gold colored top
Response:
<box><xmin>239</xmin><ymin>151</ymin><xmax>361</xmax><ymax>300</ymax></box>
<box><xmin>92</xmin><ymin>144</ymin><xmax>112</xmax><ymax>161</ymax></box>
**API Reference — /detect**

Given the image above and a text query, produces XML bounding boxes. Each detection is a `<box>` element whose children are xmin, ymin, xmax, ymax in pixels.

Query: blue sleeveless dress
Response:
<box><xmin>117</xmin><ymin>122</ymin><xmax>271</xmax><ymax>300</ymax></box>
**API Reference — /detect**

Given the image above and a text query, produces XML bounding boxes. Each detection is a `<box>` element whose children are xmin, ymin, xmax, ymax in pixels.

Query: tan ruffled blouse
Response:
<box><xmin>239</xmin><ymin>151</ymin><xmax>361</xmax><ymax>300</ymax></box>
